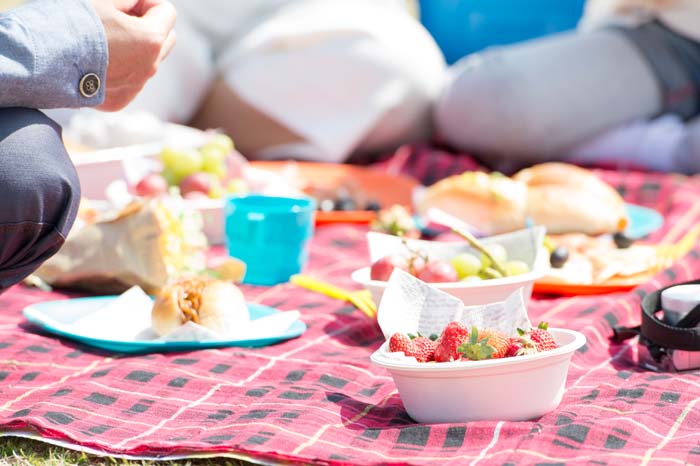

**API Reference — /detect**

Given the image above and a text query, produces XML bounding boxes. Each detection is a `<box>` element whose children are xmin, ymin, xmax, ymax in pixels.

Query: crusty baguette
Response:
<box><xmin>417</xmin><ymin>171</ymin><xmax>528</xmax><ymax>235</ymax></box>
<box><xmin>419</xmin><ymin>163</ymin><xmax>628</xmax><ymax>236</ymax></box>
<box><xmin>513</xmin><ymin>163</ymin><xmax>628</xmax><ymax>235</ymax></box>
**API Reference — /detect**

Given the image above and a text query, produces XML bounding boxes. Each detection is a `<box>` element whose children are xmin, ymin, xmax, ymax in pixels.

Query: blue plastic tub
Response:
<box><xmin>419</xmin><ymin>0</ymin><xmax>586</xmax><ymax>64</ymax></box>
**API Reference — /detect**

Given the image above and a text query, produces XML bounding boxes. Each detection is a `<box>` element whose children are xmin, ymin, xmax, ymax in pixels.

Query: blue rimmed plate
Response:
<box><xmin>23</xmin><ymin>296</ymin><xmax>306</xmax><ymax>354</ymax></box>
<box><xmin>625</xmin><ymin>204</ymin><xmax>664</xmax><ymax>239</ymax></box>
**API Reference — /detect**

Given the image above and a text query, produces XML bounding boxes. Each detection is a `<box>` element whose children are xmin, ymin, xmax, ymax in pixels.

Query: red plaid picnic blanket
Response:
<box><xmin>2</xmin><ymin>147</ymin><xmax>700</xmax><ymax>465</ymax></box>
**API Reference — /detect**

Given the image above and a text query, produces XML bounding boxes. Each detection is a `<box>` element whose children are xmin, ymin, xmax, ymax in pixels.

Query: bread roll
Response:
<box><xmin>417</xmin><ymin>171</ymin><xmax>528</xmax><ymax>235</ymax></box>
<box><xmin>151</xmin><ymin>277</ymin><xmax>249</xmax><ymax>337</ymax></box>
<box><xmin>513</xmin><ymin>163</ymin><xmax>628</xmax><ymax>235</ymax></box>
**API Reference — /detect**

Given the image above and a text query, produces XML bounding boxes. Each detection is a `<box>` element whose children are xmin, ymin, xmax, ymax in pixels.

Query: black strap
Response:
<box><xmin>641</xmin><ymin>279</ymin><xmax>700</xmax><ymax>350</ymax></box>
<box><xmin>614</xmin><ymin>279</ymin><xmax>700</xmax><ymax>352</ymax></box>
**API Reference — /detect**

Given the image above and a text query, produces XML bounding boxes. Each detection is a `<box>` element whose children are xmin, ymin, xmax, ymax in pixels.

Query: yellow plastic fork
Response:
<box><xmin>290</xmin><ymin>274</ymin><xmax>377</xmax><ymax>318</ymax></box>
<box><xmin>653</xmin><ymin>226</ymin><xmax>700</xmax><ymax>271</ymax></box>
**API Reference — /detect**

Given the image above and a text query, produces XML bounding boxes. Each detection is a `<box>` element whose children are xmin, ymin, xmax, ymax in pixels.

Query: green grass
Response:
<box><xmin>0</xmin><ymin>437</ymin><xmax>258</xmax><ymax>466</ymax></box>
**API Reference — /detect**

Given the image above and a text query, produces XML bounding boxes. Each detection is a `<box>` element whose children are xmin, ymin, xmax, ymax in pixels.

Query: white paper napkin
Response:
<box><xmin>376</xmin><ymin>269</ymin><xmax>532</xmax><ymax>340</ymax></box>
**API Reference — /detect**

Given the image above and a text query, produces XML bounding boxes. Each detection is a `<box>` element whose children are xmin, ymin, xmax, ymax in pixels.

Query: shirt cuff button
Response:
<box><xmin>79</xmin><ymin>73</ymin><xmax>101</xmax><ymax>98</ymax></box>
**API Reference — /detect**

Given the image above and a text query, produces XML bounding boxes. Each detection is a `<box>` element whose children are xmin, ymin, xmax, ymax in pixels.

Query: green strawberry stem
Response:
<box><xmin>457</xmin><ymin>327</ymin><xmax>495</xmax><ymax>361</ymax></box>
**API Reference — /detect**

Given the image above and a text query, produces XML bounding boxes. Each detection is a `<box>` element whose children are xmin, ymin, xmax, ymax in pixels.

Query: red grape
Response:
<box><xmin>370</xmin><ymin>255</ymin><xmax>410</xmax><ymax>281</ymax></box>
<box><xmin>180</xmin><ymin>172</ymin><xmax>215</xmax><ymax>197</ymax></box>
<box><xmin>416</xmin><ymin>260</ymin><xmax>458</xmax><ymax>283</ymax></box>
<box><xmin>134</xmin><ymin>173</ymin><xmax>168</xmax><ymax>197</ymax></box>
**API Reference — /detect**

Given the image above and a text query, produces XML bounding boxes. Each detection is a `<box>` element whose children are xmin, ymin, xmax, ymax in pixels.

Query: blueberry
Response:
<box><xmin>550</xmin><ymin>247</ymin><xmax>569</xmax><ymax>269</ymax></box>
<box><xmin>365</xmin><ymin>200</ymin><xmax>381</xmax><ymax>212</ymax></box>
<box><xmin>613</xmin><ymin>232</ymin><xmax>633</xmax><ymax>249</ymax></box>
<box><xmin>335</xmin><ymin>197</ymin><xmax>357</xmax><ymax>211</ymax></box>
<box><xmin>420</xmin><ymin>227</ymin><xmax>444</xmax><ymax>239</ymax></box>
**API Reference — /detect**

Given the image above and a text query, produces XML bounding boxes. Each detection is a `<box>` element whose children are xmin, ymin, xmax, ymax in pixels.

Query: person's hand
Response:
<box><xmin>90</xmin><ymin>0</ymin><xmax>177</xmax><ymax>111</ymax></box>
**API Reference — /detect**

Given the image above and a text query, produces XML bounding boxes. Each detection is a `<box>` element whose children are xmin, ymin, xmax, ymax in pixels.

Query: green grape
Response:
<box><xmin>226</xmin><ymin>178</ymin><xmax>248</xmax><ymax>194</ymax></box>
<box><xmin>504</xmin><ymin>260</ymin><xmax>530</xmax><ymax>276</ymax></box>
<box><xmin>208</xmin><ymin>179</ymin><xmax>225</xmax><ymax>199</ymax></box>
<box><xmin>461</xmin><ymin>275</ymin><xmax>483</xmax><ymax>283</ymax></box>
<box><xmin>207</xmin><ymin>133</ymin><xmax>234</xmax><ymax>153</ymax></box>
<box><xmin>479</xmin><ymin>267</ymin><xmax>503</xmax><ymax>280</ymax></box>
<box><xmin>169</xmin><ymin>148</ymin><xmax>203</xmax><ymax>184</ymax></box>
<box><xmin>480</xmin><ymin>243</ymin><xmax>508</xmax><ymax>269</ymax></box>
<box><xmin>451</xmin><ymin>253</ymin><xmax>482</xmax><ymax>279</ymax></box>
<box><xmin>160</xmin><ymin>166</ymin><xmax>178</xmax><ymax>186</ymax></box>
<box><xmin>159</xmin><ymin>147</ymin><xmax>180</xmax><ymax>169</ymax></box>
<box><xmin>200</xmin><ymin>144</ymin><xmax>228</xmax><ymax>178</ymax></box>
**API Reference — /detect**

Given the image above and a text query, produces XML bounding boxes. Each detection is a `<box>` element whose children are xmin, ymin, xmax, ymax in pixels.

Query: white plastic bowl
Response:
<box><xmin>71</xmin><ymin>124</ymin><xmax>208</xmax><ymax>200</ymax></box>
<box><xmin>351</xmin><ymin>265</ymin><xmax>546</xmax><ymax>307</ymax></box>
<box><xmin>371</xmin><ymin>328</ymin><xmax>586</xmax><ymax>423</ymax></box>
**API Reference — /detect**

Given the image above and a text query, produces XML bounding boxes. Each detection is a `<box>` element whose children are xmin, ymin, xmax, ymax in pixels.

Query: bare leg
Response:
<box><xmin>189</xmin><ymin>77</ymin><xmax>305</xmax><ymax>159</ymax></box>
<box><xmin>190</xmin><ymin>74</ymin><xmax>438</xmax><ymax>161</ymax></box>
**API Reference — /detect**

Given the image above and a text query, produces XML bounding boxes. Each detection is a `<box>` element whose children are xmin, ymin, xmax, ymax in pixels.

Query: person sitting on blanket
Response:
<box><xmin>50</xmin><ymin>0</ymin><xmax>447</xmax><ymax>164</ymax></box>
<box><xmin>435</xmin><ymin>0</ymin><xmax>700</xmax><ymax>174</ymax></box>
<box><xmin>0</xmin><ymin>0</ymin><xmax>176</xmax><ymax>294</ymax></box>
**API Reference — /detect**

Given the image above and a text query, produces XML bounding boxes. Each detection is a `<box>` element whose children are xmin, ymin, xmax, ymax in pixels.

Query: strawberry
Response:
<box><xmin>457</xmin><ymin>327</ymin><xmax>495</xmax><ymax>361</ymax></box>
<box><xmin>434</xmin><ymin>322</ymin><xmax>470</xmax><ymax>362</ymax></box>
<box><xmin>409</xmin><ymin>336</ymin><xmax>436</xmax><ymax>362</ymax></box>
<box><xmin>505</xmin><ymin>337</ymin><xmax>521</xmax><ymax>358</ymax></box>
<box><xmin>457</xmin><ymin>327</ymin><xmax>510</xmax><ymax>360</ymax></box>
<box><xmin>530</xmin><ymin>322</ymin><xmax>557</xmax><ymax>352</ymax></box>
<box><xmin>389</xmin><ymin>333</ymin><xmax>412</xmax><ymax>353</ymax></box>
<box><xmin>388</xmin><ymin>333</ymin><xmax>436</xmax><ymax>362</ymax></box>
<box><xmin>505</xmin><ymin>336</ymin><xmax>537</xmax><ymax>357</ymax></box>
<box><xmin>475</xmin><ymin>328</ymin><xmax>511</xmax><ymax>359</ymax></box>
<box><xmin>518</xmin><ymin>322</ymin><xmax>557</xmax><ymax>353</ymax></box>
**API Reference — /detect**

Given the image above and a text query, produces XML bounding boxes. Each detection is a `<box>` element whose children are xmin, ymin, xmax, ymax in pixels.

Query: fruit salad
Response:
<box><xmin>133</xmin><ymin>134</ymin><xmax>248</xmax><ymax>200</ymax></box>
<box><xmin>387</xmin><ymin>321</ymin><xmax>557</xmax><ymax>363</ymax></box>
<box><xmin>369</xmin><ymin>240</ymin><xmax>531</xmax><ymax>283</ymax></box>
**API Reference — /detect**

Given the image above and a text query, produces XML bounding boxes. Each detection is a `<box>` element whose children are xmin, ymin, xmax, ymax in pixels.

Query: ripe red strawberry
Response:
<box><xmin>457</xmin><ymin>327</ymin><xmax>509</xmax><ymax>360</ymax></box>
<box><xmin>475</xmin><ymin>328</ymin><xmax>511</xmax><ymax>359</ymax></box>
<box><xmin>505</xmin><ymin>337</ymin><xmax>521</xmax><ymax>358</ymax></box>
<box><xmin>389</xmin><ymin>333</ymin><xmax>412</xmax><ymax>353</ymax></box>
<box><xmin>518</xmin><ymin>322</ymin><xmax>557</xmax><ymax>352</ymax></box>
<box><xmin>505</xmin><ymin>336</ymin><xmax>537</xmax><ymax>357</ymax></box>
<box><xmin>409</xmin><ymin>336</ymin><xmax>436</xmax><ymax>362</ymax></box>
<box><xmin>434</xmin><ymin>322</ymin><xmax>469</xmax><ymax>362</ymax></box>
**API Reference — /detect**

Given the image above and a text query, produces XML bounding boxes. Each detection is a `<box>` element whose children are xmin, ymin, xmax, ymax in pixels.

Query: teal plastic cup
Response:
<box><xmin>224</xmin><ymin>195</ymin><xmax>316</xmax><ymax>286</ymax></box>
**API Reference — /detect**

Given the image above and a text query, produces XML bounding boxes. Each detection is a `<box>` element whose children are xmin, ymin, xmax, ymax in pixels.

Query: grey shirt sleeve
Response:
<box><xmin>0</xmin><ymin>0</ymin><xmax>108</xmax><ymax>108</ymax></box>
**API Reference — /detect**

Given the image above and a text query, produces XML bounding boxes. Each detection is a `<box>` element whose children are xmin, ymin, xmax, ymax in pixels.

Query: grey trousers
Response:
<box><xmin>435</xmin><ymin>21</ymin><xmax>700</xmax><ymax>174</ymax></box>
<box><xmin>0</xmin><ymin>108</ymin><xmax>80</xmax><ymax>294</ymax></box>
